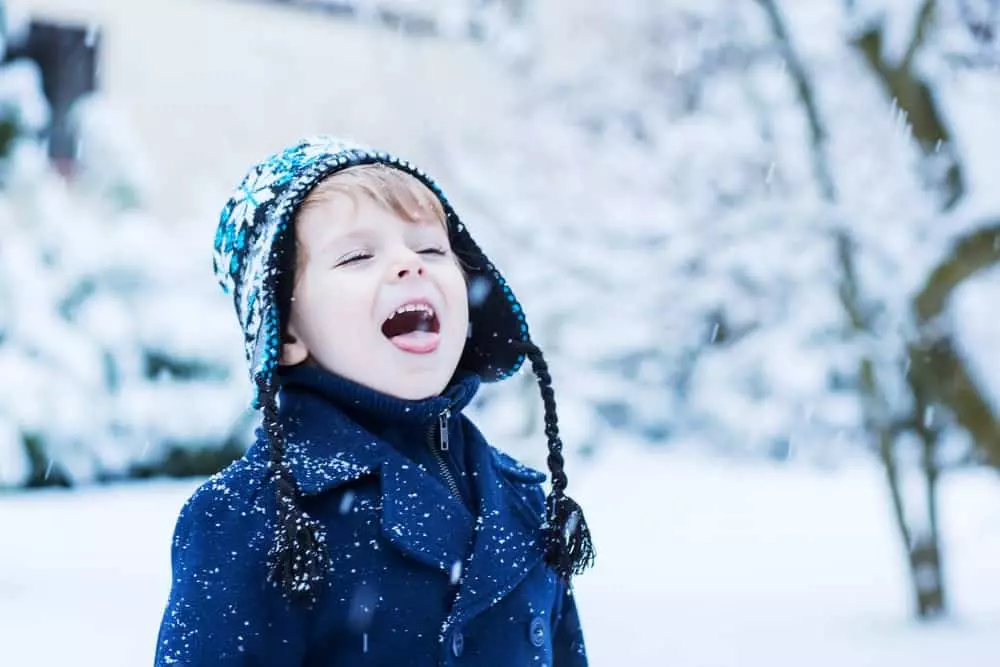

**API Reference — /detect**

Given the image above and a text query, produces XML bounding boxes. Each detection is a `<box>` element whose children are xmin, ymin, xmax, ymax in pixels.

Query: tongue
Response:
<box><xmin>390</xmin><ymin>331</ymin><xmax>440</xmax><ymax>354</ymax></box>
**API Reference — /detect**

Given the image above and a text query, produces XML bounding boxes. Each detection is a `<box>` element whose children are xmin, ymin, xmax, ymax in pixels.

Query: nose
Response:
<box><xmin>393</xmin><ymin>250</ymin><xmax>425</xmax><ymax>280</ymax></box>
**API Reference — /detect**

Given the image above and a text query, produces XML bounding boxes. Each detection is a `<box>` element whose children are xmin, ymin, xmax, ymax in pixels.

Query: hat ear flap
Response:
<box><xmin>271</xmin><ymin>227</ymin><xmax>308</xmax><ymax>367</ymax></box>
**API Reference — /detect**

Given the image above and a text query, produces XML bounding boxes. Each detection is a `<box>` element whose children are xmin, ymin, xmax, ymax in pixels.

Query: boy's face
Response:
<box><xmin>281</xmin><ymin>189</ymin><xmax>470</xmax><ymax>400</ymax></box>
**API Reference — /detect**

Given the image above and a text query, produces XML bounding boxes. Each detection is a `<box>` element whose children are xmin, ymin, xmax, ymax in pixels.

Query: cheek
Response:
<box><xmin>295</xmin><ymin>273</ymin><xmax>372</xmax><ymax>339</ymax></box>
<box><xmin>443</xmin><ymin>268</ymin><xmax>470</xmax><ymax>320</ymax></box>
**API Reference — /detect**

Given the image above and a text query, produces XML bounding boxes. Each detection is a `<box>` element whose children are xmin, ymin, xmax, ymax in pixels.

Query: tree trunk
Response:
<box><xmin>910</xmin><ymin>382</ymin><xmax>948</xmax><ymax>617</ymax></box>
<box><xmin>909</xmin><ymin>535</ymin><xmax>947</xmax><ymax>617</ymax></box>
<box><xmin>875</xmin><ymin>420</ymin><xmax>946</xmax><ymax>618</ymax></box>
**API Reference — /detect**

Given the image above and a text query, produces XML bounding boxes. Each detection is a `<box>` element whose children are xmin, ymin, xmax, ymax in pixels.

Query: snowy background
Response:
<box><xmin>1</xmin><ymin>0</ymin><xmax>1000</xmax><ymax>664</ymax></box>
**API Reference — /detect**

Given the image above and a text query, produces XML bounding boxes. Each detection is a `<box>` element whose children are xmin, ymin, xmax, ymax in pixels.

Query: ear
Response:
<box><xmin>280</xmin><ymin>319</ymin><xmax>310</xmax><ymax>366</ymax></box>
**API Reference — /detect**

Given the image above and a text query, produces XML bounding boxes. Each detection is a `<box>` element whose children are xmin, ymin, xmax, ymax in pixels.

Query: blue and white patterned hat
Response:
<box><xmin>213</xmin><ymin>136</ymin><xmax>530</xmax><ymax>405</ymax></box>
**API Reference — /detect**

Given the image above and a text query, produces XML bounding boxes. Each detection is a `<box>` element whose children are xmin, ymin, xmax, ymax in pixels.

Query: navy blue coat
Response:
<box><xmin>154</xmin><ymin>366</ymin><xmax>588</xmax><ymax>666</ymax></box>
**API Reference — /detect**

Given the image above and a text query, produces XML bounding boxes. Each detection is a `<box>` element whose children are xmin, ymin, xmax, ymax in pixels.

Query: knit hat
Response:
<box><xmin>213</xmin><ymin>136</ymin><xmax>594</xmax><ymax>599</ymax></box>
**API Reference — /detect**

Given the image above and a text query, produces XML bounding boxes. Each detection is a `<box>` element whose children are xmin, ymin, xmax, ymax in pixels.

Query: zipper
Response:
<box><xmin>438</xmin><ymin>409</ymin><xmax>450</xmax><ymax>451</ymax></box>
<box><xmin>428</xmin><ymin>407</ymin><xmax>462</xmax><ymax>500</ymax></box>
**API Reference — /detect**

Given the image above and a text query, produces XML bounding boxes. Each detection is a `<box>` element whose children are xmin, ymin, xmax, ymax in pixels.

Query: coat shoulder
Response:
<box><xmin>490</xmin><ymin>447</ymin><xmax>547</xmax><ymax>485</ymax></box>
<box><xmin>173</xmin><ymin>456</ymin><xmax>274</xmax><ymax>552</ymax></box>
<box><xmin>185</xmin><ymin>456</ymin><xmax>270</xmax><ymax>511</ymax></box>
<box><xmin>157</xmin><ymin>459</ymin><xmax>310</xmax><ymax>664</ymax></box>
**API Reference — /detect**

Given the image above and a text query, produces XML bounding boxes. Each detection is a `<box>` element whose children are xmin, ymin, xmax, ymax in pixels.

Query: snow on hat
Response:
<box><xmin>212</xmin><ymin>136</ymin><xmax>593</xmax><ymax>599</ymax></box>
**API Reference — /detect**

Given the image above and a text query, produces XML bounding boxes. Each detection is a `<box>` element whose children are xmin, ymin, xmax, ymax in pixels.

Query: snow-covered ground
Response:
<box><xmin>1</xmin><ymin>445</ymin><xmax>998</xmax><ymax>666</ymax></box>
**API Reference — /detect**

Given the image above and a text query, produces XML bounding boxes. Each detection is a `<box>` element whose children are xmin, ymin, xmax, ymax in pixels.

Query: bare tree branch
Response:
<box><xmin>911</xmin><ymin>221</ymin><xmax>1000</xmax><ymax>469</ymax></box>
<box><xmin>915</xmin><ymin>222</ymin><xmax>1000</xmax><ymax>319</ymax></box>
<box><xmin>850</xmin><ymin>1</ymin><xmax>965</xmax><ymax>209</ymax></box>
<box><xmin>755</xmin><ymin>0</ymin><xmax>837</xmax><ymax>202</ymax></box>
<box><xmin>958</xmin><ymin>0</ymin><xmax>1000</xmax><ymax>43</ymax></box>
<box><xmin>902</xmin><ymin>0</ymin><xmax>938</xmax><ymax>71</ymax></box>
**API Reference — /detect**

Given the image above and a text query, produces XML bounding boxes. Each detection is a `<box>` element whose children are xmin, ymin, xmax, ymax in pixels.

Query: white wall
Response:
<box><xmin>9</xmin><ymin>0</ymin><xmax>517</xmax><ymax>222</ymax></box>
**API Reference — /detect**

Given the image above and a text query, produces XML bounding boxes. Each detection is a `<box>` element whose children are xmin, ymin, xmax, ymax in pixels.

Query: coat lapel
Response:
<box><xmin>447</xmin><ymin>419</ymin><xmax>547</xmax><ymax>627</ymax></box>
<box><xmin>378</xmin><ymin>448</ymin><xmax>475</xmax><ymax>574</ymax></box>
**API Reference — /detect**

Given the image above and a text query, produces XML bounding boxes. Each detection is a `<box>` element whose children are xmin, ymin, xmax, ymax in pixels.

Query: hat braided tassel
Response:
<box><xmin>518</xmin><ymin>341</ymin><xmax>596</xmax><ymax>579</ymax></box>
<box><xmin>257</xmin><ymin>373</ymin><xmax>330</xmax><ymax>604</ymax></box>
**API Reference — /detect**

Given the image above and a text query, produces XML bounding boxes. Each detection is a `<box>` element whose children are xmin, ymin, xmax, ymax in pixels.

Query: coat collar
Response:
<box><xmin>248</xmin><ymin>375</ymin><xmax>477</xmax><ymax>573</ymax></box>
<box><xmin>276</xmin><ymin>364</ymin><xmax>480</xmax><ymax>429</ymax></box>
<box><xmin>264</xmin><ymin>365</ymin><xmax>480</xmax><ymax>494</ymax></box>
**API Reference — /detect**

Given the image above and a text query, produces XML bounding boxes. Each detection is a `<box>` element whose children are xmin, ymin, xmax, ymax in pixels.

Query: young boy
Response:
<box><xmin>154</xmin><ymin>136</ymin><xmax>594</xmax><ymax>666</ymax></box>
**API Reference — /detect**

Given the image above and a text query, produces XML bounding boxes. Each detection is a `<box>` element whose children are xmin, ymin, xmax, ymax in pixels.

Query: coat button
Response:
<box><xmin>451</xmin><ymin>629</ymin><xmax>465</xmax><ymax>657</ymax></box>
<box><xmin>529</xmin><ymin>617</ymin><xmax>546</xmax><ymax>647</ymax></box>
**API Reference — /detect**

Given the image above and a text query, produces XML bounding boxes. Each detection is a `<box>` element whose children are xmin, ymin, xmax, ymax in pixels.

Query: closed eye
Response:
<box><xmin>336</xmin><ymin>251</ymin><xmax>373</xmax><ymax>267</ymax></box>
<box><xmin>418</xmin><ymin>247</ymin><xmax>448</xmax><ymax>256</ymax></box>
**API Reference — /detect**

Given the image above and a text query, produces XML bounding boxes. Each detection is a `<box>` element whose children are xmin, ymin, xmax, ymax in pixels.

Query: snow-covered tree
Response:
<box><xmin>436</xmin><ymin>0</ymin><xmax>867</xmax><ymax>462</ymax></box>
<box><xmin>422</xmin><ymin>0</ymin><xmax>1000</xmax><ymax>619</ymax></box>
<box><xmin>0</xmin><ymin>162</ymin><xmax>255</xmax><ymax>488</ymax></box>
<box><xmin>0</xmin><ymin>38</ymin><xmax>253</xmax><ymax>488</ymax></box>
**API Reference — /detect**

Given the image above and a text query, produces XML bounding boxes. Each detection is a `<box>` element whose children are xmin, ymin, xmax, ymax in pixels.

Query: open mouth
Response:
<box><xmin>381</xmin><ymin>302</ymin><xmax>441</xmax><ymax>354</ymax></box>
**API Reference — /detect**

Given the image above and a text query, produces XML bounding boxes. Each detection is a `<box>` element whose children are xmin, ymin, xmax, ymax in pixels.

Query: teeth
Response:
<box><xmin>392</xmin><ymin>303</ymin><xmax>434</xmax><ymax>318</ymax></box>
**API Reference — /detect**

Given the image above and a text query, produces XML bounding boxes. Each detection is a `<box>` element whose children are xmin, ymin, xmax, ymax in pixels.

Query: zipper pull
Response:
<box><xmin>439</xmin><ymin>408</ymin><xmax>451</xmax><ymax>451</ymax></box>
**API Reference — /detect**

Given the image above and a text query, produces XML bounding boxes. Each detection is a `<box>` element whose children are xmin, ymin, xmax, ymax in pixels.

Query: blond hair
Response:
<box><xmin>292</xmin><ymin>163</ymin><xmax>469</xmax><ymax>278</ymax></box>
<box><xmin>298</xmin><ymin>163</ymin><xmax>447</xmax><ymax>227</ymax></box>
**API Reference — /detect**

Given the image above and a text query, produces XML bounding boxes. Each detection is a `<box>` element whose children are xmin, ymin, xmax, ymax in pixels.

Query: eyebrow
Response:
<box><xmin>314</xmin><ymin>218</ymin><xmax>449</xmax><ymax>254</ymax></box>
<box><xmin>409</xmin><ymin>219</ymin><xmax>450</xmax><ymax>238</ymax></box>
<box><xmin>315</xmin><ymin>229</ymin><xmax>371</xmax><ymax>257</ymax></box>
